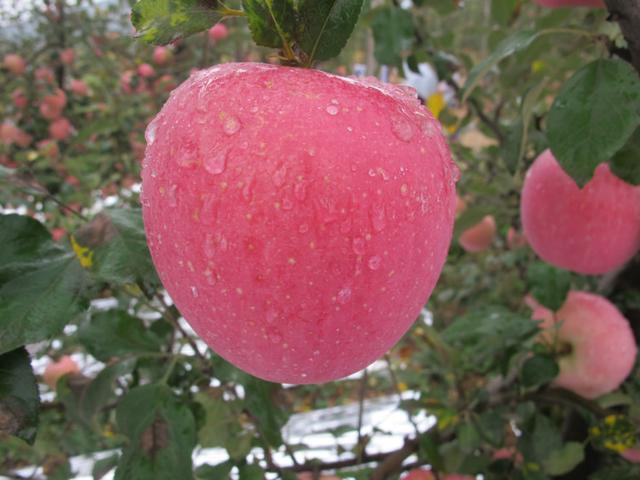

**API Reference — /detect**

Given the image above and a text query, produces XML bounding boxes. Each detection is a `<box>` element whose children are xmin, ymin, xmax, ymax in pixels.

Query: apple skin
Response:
<box><xmin>4</xmin><ymin>53</ymin><xmax>26</xmax><ymax>75</ymax></box>
<box><xmin>40</xmin><ymin>89</ymin><xmax>67</xmax><ymax>120</ymax></box>
<box><xmin>622</xmin><ymin>448</ymin><xmax>640</xmax><ymax>463</ymax></box>
<box><xmin>458</xmin><ymin>215</ymin><xmax>496</xmax><ymax>253</ymax></box>
<box><xmin>534</xmin><ymin>0</ymin><xmax>604</xmax><ymax>7</ymax></box>
<box><xmin>138</xmin><ymin>63</ymin><xmax>155</xmax><ymax>78</ymax></box>
<box><xmin>208</xmin><ymin>23</ymin><xmax>229</xmax><ymax>41</ymax></box>
<box><xmin>141</xmin><ymin>63</ymin><xmax>458</xmax><ymax>384</ymax></box>
<box><xmin>43</xmin><ymin>355</ymin><xmax>79</xmax><ymax>389</ymax></box>
<box><xmin>533</xmin><ymin>291</ymin><xmax>637</xmax><ymax>399</ymax></box>
<box><xmin>11</xmin><ymin>89</ymin><xmax>28</xmax><ymax>109</ymax></box>
<box><xmin>506</xmin><ymin>227</ymin><xmax>527</xmax><ymax>249</ymax></box>
<box><xmin>521</xmin><ymin>149</ymin><xmax>640</xmax><ymax>275</ymax></box>
<box><xmin>60</xmin><ymin>48</ymin><xmax>75</xmax><ymax>65</ymax></box>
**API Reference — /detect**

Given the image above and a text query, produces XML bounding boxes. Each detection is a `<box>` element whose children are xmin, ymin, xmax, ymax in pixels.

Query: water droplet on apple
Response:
<box><xmin>368</xmin><ymin>256</ymin><xmax>381</xmax><ymax>270</ymax></box>
<box><xmin>352</xmin><ymin>237</ymin><xmax>365</xmax><ymax>255</ymax></box>
<box><xmin>222</xmin><ymin>115</ymin><xmax>241</xmax><ymax>135</ymax></box>
<box><xmin>391</xmin><ymin>116</ymin><xmax>414</xmax><ymax>142</ymax></box>
<box><xmin>326</xmin><ymin>105</ymin><xmax>339</xmax><ymax>116</ymax></box>
<box><xmin>204</xmin><ymin>148</ymin><xmax>227</xmax><ymax>175</ymax></box>
<box><xmin>167</xmin><ymin>184</ymin><xmax>177</xmax><ymax>207</ymax></box>
<box><xmin>337</xmin><ymin>287</ymin><xmax>352</xmax><ymax>304</ymax></box>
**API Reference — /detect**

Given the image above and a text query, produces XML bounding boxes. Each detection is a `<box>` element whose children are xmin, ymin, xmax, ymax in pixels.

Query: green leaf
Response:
<box><xmin>238</xmin><ymin>464</ymin><xmax>265</xmax><ymax>480</ymax></box>
<box><xmin>463</xmin><ymin>29</ymin><xmax>541</xmax><ymax>101</ymax></box>
<box><xmin>114</xmin><ymin>384</ymin><xmax>196</xmax><ymax>480</ymax></box>
<box><xmin>196</xmin><ymin>392</ymin><xmax>253</xmax><ymax>460</ymax></box>
<box><xmin>542</xmin><ymin>442</ymin><xmax>584</xmax><ymax>475</ymax></box>
<box><xmin>521</xmin><ymin>354</ymin><xmax>559</xmax><ymax>388</ymax></box>
<box><xmin>518</xmin><ymin>414</ymin><xmax>562</xmax><ymax>463</ymax></box>
<box><xmin>492</xmin><ymin>0</ymin><xmax>518</xmax><ymax>25</ymax></box>
<box><xmin>442</xmin><ymin>307</ymin><xmax>539</xmax><ymax>373</ymax></box>
<box><xmin>244</xmin><ymin>378</ymin><xmax>288</xmax><ymax>447</ymax></box>
<box><xmin>610</xmin><ymin>126</ymin><xmax>640</xmax><ymax>185</ymax></box>
<box><xmin>83</xmin><ymin>209</ymin><xmax>158</xmax><ymax>286</ymax></box>
<box><xmin>242</xmin><ymin>0</ymin><xmax>296</xmax><ymax>49</ymax></box>
<box><xmin>526</xmin><ymin>262</ymin><xmax>570</xmax><ymax>311</ymax></box>
<box><xmin>0</xmin><ymin>348</ymin><xmax>40</xmax><ymax>444</ymax></box>
<box><xmin>453</xmin><ymin>205</ymin><xmax>494</xmax><ymax>238</ymax></box>
<box><xmin>370</xmin><ymin>6</ymin><xmax>414</xmax><ymax>66</ymax></box>
<box><xmin>79</xmin><ymin>311</ymin><xmax>163</xmax><ymax>362</ymax></box>
<box><xmin>0</xmin><ymin>215</ymin><xmax>88</xmax><ymax>355</ymax></box>
<box><xmin>297</xmin><ymin>0</ymin><xmax>365</xmax><ymax>63</ymax></box>
<box><xmin>547</xmin><ymin>59</ymin><xmax>640</xmax><ymax>186</ymax></box>
<box><xmin>475</xmin><ymin>410</ymin><xmax>504</xmax><ymax>447</ymax></box>
<box><xmin>93</xmin><ymin>454</ymin><xmax>120</xmax><ymax>480</ymax></box>
<box><xmin>457</xmin><ymin>422</ymin><xmax>481</xmax><ymax>453</ymax></box>
<box><xmin>131</xmin><ymin>0</ymin><xmax>226</xmax><ymax>45</ymax></box>
<box><xmin>195</xmin><ymin>461</ymin><xmax>233</xmax><ymax>480</ymax></box>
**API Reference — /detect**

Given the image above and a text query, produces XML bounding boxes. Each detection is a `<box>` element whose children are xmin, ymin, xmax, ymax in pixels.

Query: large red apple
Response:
<box><xmin>533</xmin><ymin>291</ymin><xmax>637</xmax><ymax>399</ymax></box>
<box><xmin>521</xmin><ymin>149</ymin><xmax>640</xmax><ymax>275</ymax></box>
<box><xmin>534</xmin><ymin>0</ymin><xmax>604</xmax><ymax>7</ymax></box>
<box><xmin>141</xmin><ymin>63</ymin><xmax>458</xmax><ymax>383</ymax></box>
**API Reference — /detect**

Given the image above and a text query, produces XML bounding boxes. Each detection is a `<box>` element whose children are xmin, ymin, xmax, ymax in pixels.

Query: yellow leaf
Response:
<box><xmin>70</xmin><ymin>235</ymin><xmax>94</xmax><ymax>268</ymax></box>
<box><xmin>531</xmin><ymin>60</ymin><xmax>545</xmax><ymax>74</ymax></box>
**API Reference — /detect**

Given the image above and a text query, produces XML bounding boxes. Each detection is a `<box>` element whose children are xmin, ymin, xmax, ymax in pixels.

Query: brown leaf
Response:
<box><xmin>140</xmin><ymin>415</ymin><xmax>169</xmax><ymax>457</ymax></box>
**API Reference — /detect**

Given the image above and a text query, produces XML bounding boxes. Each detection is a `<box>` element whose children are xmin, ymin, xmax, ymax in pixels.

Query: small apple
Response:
<box><xmin>60</xmin><ymin>48</ymin><xmax>75</xmax><ymax>65</ymax></box>
<box><xmin>208</xmin><ymin>23</ymin><xmax>229</xmax><ymax>42</ymax></box>
<box><xmin>37</xmin><ymin>139</ymin><xmax>60</xmax><ymax>159</ymax></box>
<box><xmin>11</xmin><ymin>89</ymin><xmax>28</xmax><ymax>109</ymax></box>
<box><xmin>35</xmin><ymin>66</ymin><xmax>55</xmax><ymax>84</ymax></box>
<box><xmin>533</xmin><ymin>291</ymin><xmax>637</xmax><ymax>399</ymax></box>
<box><xmin>506</xmin><ymin>227</ymin><xmax>527</xmax><ymax>249</ymax></box>
<box><xmin>51</xmin><ymin>227</ymin><xmax>66</xmax><ymax>242</ymax></box>
<box><xmin>152</xmin><ymin>46</ymin><xmax>171</xmax><ymax>65</ymax></box>
<box><xmin>40</xmin><ymin>89</ymin><xmax>67</xmax><ymax>120</ymax></box>
<box><xmin>622</xmin><ymin>448</ymin><xmax>640</xmax><ymax>463</ymax></box>
<box><xmin>49</xmin><ymin>117</ymin><xmax>73</xmax><ymax>141</ymax></box>
<box><xmin>70</xmin><ymin>79</ymin><xmax>89</xmax><ymax>96</ymax></box>
<box><xmin>401</xmin><ymin>469</ymin><xmax>473</xmax><ymax>480</ymax></box>
<box><xmin>521</xmin><ymin>149</ymin><xmax>640</xmax><ymax>275</ymax></box>
<box><xmin>458</xmin><ymin>215</ymin><xmax>496</xmax><ymax>253</ymax></box>
<box><xmin>4</xmin><ymin>53</ymin><xmax>26</xmax><ymax>75</ymax></box>
<box><xmin>138</xmin><ymin>63</ymin><xmax>155</xmax><ymax>78</ymax></box>
<box><xmin>43</xmin><ymin>355</ymin><xmax>80</xmax><ymax>389</ymax></box>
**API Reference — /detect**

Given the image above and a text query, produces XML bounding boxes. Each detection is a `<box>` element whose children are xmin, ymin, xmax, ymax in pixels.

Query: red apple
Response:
<box><xmin>458</xmin><ymin>215</ymin><xmax>496</xmax><ymax>252</ymax></box>
<box><xmin>521</xmin><ymin>149</ymin><xmax>640</xmax><ymax>275</ymax></box>
<box><xmin>208</xmin><ymin>23</ymin><xmax>229</xmax><ymax>42</ymax></box>
<box><xmin>43</xmin><ymin>355</ymin><xmax>79</xmax><ymax>389</ymax></box>
<box><xmin>506</xmin><ymin>226</ymin><xmax>527</xmax><ymax>249</ymax></box>
<box><xmin>51</xmin><ymin>227</ymin><xmax>66</xmax><ymax>242</ymax></box>
<box><xmin>4</xmin><ymin>53</ymin><xmax>26</xmax><ymax>75</ymax></box>
<box><xmin>40</xmin><ymin>89</ymin><xmax>67</xmax><ymax>120</ymax></box>
<box><xmin>455</xmin><ymin>194</ymin><xmax>466</xmax><ymax>217</ymax></box>
<box><xmin>49</xmin><ymin>117</ymin><xmax>73</xmax><ymax>140</ymax></box>
<box><xmin>142</xmin><ymin>63</ymin><xmax>458</xmax><ymax>383</ymax></box>
<box><xmin>0</xmin><ymin>121</ymin><xmax>32</xmax><ymax>147</ymax></box>
<box><xmin>70</xmin><ymin>79</ymin><xmax>89</xmax><ymax>96</ymax></box>
<box><xmin>11</xmin><ymin>89</ymin><xmax>28</xmax><ymax>109</ymax></box>
<box><xmin>35</xmin><ymin>66</ymin><xmax>55</xmax><ymax>84</ymax></box>
<box><xmin>153</xmin><ymin>46</ymin><xmax>171</xmax><ymax>65</ymax></box>
<box><xmin>37</xmin><ymin>139</ymin><xmax>60</xmax><ymax>159</ymax></box>
<box><xmin>534</xmin><ymin>0</ymin><xmax>604</xmax><ymax>7</ymax></box>
<box><xmin>60</xmin><ymin>48</ymin><xmax>75</xmax><ymax>65</ymax></box>
<box><xmin>533</xmin><ymin>291</ymin><xmax>637</xmax><ymax>399</ymax></box>
<box><xmin>138</xmin><ymin>63</ymin><xmax>155</xmax><ymax>78</ymax></box>
<box><xmin>622</xmin><ymin>448</ymin><xmax>640</xmax><ymax>463</ymax></box>
<box><xmin>401</xmin><ymin>469</ymin><xmax>473</xmax><ymax>480</ymax></box>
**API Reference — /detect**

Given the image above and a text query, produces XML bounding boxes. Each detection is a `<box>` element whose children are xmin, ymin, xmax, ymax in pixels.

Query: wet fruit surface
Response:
<box><xmin>142</xmin><ymin>63</ymin><xmax>458</xmax><ymax>383</ymax></box>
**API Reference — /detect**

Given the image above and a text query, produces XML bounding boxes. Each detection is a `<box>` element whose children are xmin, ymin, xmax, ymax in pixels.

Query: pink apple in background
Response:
<box><xmin>51</xmin><ymin>227</ymin><xmax>66</xmax><ymax>242</ymax></box>
<box><xmin>142</xmin><ymin>63</ymin><xmax>458</xmax><ymax>384</ymax></box>
<box><xmin>43</xmin><ymin>355</ymin><xmax>79</xmax><ymax>389</ymax></box>
<box><xmin>120</xmin><ymin>70</ymin><xmax>135</xmax><ymax>93</ymax></box>
<box><xmin>4</xmin><ymin>53</ymin><xmax>26</xmax><ymax>75</ymax></box>
<box><xmin>455</xmin><ymin>194</ymin><xmax>466</xmax><ymax>217</ymax></box>
<box><xmin>0</xmin><ymin>122</ymin><xmax>32</xmax><ymax>147</ymax></box>
<box><xmin>37</xmin><ymin>139</ymin><xmax>60</xmax><ymax>159</ymax></box>
<box><xmin>458</xmin><ymin>215</ymin><xmax>496</xmax><ymax>253</ymax></box>
<box><xmin>208</xmin><ymin>23</ymin><xmax>229</xmax><ymax>41</ymax></box>
<box><xmin>11</xmin><ymin>89</ymin><xmax>28</xmax><ymax>109</ymax></box>
<box><xmin>40</xmin><ymin>89</ymin><xmax>67</xmax><ymax>120</ymax></box>
<box><xmin>154</xmin><ymin>74</ymin><xmax>177</xmax><ymax>93</ymax></box>
<box><xmin>70</xmin><ymin>78</ymin><xmax>89</xmax><ymax>96</ymax></box>
<box><xmin>138</xmin><ymin>63</ymin><xmax>155</xmax><ymax>78</ymax></box>
<box><xmin>35</xmin><ymin>66</ymin><xmax>56</xmax><ymax>84</ymax></box>
<box><xmin>60</xmin><ymin>48</ymin><xmax>75</xmax><ymax>65</ymax></box>
<box><xmin>49</xmin><ymin>117</ymin><xmax>73</xmax><ymax>140</ymax></box>
<box><xmin>153</xmin><ymin>46</ymin><xmax>171</xmax><ymax>65</ymax></box>
<box><xmin>0</xmin><ymin>154</ymin><xmax>17</xmax><ymax>168</ymax></box>
<box><xmin>493</xmin><ymin>447</ymin><xmax>524</xmax><ymax>463</ymax></box>
<box><xmin>533</xmin><ymin>291</ymin><xmax>637</xmax><ymax>399</ymax></box>
<box><xmin>521</xmin><ymin>149</ymin><xmax>640</xmax><ymax>275</ymax></box>
<box><xmin>401</xmin><ymin>469</ymin><xmax>473</xmax><ymax>480</ymax></box>
<box><xmin>534</xmin><ymin>0</ymin><xmax>604</xmax><ymax>7</ymax></box>
<box><xmin>622</xmin><ymin>448</ymin><xmax>640</xmax><ymax>463</ymax></box>
<box><xmin>65</xmin><ymin>175</ymin><xmax>80</xmax><ymax>187</ymax></box>
<box><xmin>507</xmin><ymin>226</ymin><xmax>527</xmax><ymax>249</ymax></box>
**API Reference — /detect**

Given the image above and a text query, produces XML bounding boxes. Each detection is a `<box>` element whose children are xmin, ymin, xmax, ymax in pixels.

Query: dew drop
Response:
<box><xmin>326</xmin><ymin>105</ymin><xmax>339</xmax><ymax>116</ymax></box>
<box><xmin>204</xmin><ymin>233</ymin><xmax>216</xmax><ymax>258</ymax></box>
<box><xmin>242</xmin><ymin>177</ymin><xmax>254</xmax><ymax>202</ymax></box>
<box><xmin>282</xmin><ymin>197</ymin><xmax>293</xmax><ymax>210</ymax></box>
<box><xmin>368</xmin><ymin>168</ymin><xmax>376</xmax><ymax>177</ymax></box>
<box><xmin>272</xmin><ymin>164</ymin><xmax>287</xmax><ymax>187</ymax></box>
<box><xmin>400</xmin><ymin>183</ymin><xmax>409</xmax><ymax>196</ymax></box>
<box><xmin>201</xmin><ymin>194</ymin><xmax>217</xmax><ymax>225</ymax></box>
<box><xmin>191</xmin><ymin>286</ymin><xmax>199</xmax><ymax>297</ymax></box>
<box><xmin>337</xmin><ymin>287</ymin><xmax>352</xmax><ymax>304</ymax></box>
<box><xmin>294</xmin><ymin>182</ymin><xmax>307</xmax><ymax>200</ymax></box>
<box><xmin>145</xmin><ymin>120</ymin><xmax>157</xmax><ymax>145</ymax></box>
<box><xmin>269</xmin><ymin>331</ymin><xmax>282</xmax><ymax>344</ymax></box>
<box><xmin>352</xmin><ymin>237</ymin><xmax>366</xmax><ymax>256</ymax></box>
<box><xmin>266</xmin><ymin>309</ymin><xmax>278</xmax><ymax>324</ymax></box>
<box><xmin>368</xmin><ymin>256</ymin><xmax>381</xmax><ymax>271</ymax></box>
<box><xmin>204</xmin><ymin>269</ymin><xmax>216</xmax><ymax>285</ymax></box>
<box><xmin>204</xmin><ymin>148</ymin><xmax>227</xmax><ymax>175</ymax></box>
<box><xmin>298</xmin><ymin>223</ymin><xmax>309</xmax><ymax>234</ymax></box>
<box><xmin>392</xmin><ymin>116</ymin><xmax>414</xmax><ymax>142</ymax></box>
<box><xmin>340</xmin><ymin>218</ymin><xmax>352</xmax><ymax>234</ymax></box>
<box><xmin>222</xmin><ymin>115</ymin><xmax>242</xmax><ymax>135</ymax></box>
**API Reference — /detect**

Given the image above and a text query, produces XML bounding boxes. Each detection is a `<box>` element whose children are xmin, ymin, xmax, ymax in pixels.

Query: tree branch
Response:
<box><xmin>604</xmin><ymin>0</ymin><xmax>640</xmax><ymax>74</ymax></box>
